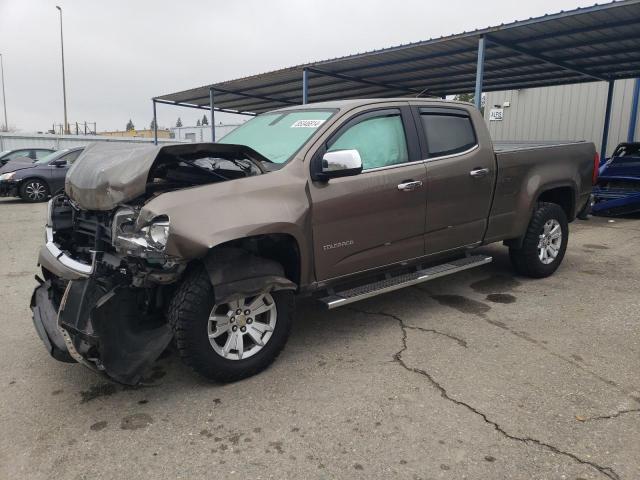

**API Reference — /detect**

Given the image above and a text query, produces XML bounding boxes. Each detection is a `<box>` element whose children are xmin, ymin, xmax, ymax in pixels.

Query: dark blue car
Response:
<box><xmin>0</xmin><ymin>147</ymin><xmax>84</xmax><ymax>202</ymax></box>
<box><xmin>592</xmin><ymin>142</ymin><xmax>640</xmax><ymax>216</ymax></box>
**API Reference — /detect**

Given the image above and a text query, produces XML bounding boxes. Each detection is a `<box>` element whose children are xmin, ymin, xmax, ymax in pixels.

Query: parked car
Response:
<box><xmin>0</xmin><ymin>148</ymin><xmax>55</xmax><ymax>167</ymax></box>
<box><xmin>0</xmin><ymin>147</ymin><xmax>84</xmax><ymax>202</ymax></box>
<box><xmin>592</xmin><ymin>142</ymin><xmax>640</xmax><ymax>216</ymax></box>
<box><xmin>31</xmin><ymin>99</ymin><xmax>597</xmax><ymax>385</ymax></box>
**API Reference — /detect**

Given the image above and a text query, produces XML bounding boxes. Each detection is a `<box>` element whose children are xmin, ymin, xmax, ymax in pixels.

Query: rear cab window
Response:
<box><xmin>418</xmin><ymin>107</ymin><xmax>477</xmax><ymax>158</ymax></box>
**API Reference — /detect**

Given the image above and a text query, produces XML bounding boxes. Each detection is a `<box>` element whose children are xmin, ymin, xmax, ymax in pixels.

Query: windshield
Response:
<box><xmin>219</xmin><ymin>109</ymin><xmax>335</xmax><ymax>163</ymax></box>
<box><xmin>36</xmin><ymin>150</ymin><xmax>68</xmax><ymax>164</ymax></box>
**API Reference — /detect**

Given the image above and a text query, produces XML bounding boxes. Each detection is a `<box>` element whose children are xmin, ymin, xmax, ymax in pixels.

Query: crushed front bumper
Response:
<box><xmin>30</xmin><ymin>272</ymin><xmax>174</xmax><ymax>385</ymax></box>
<box><xmin>592</xmin><ymin>188</ymin><xmax>640</xmax><ymax>216</ymax></box>
<box><xmin>0</xmin><ymin>180</ymin><xmax>19</xmax><ymax>197</ymax></box>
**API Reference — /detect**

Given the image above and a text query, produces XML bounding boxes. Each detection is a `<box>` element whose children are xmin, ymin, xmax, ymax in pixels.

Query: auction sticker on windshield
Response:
<box><xmin>291</xmin><ymin>119</ymin><xmax>326</xmax><ymax>128</ymax></box>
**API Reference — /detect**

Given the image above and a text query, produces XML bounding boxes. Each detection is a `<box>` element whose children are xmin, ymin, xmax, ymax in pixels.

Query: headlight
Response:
<box><xmin>147</xmin><ymin>221</ymin><xmax>170</xmax><ymax>248</ymax></box>
<box><xmin>0</xmin><ymin>171</ymin><xmax>15</xmax><ymax>181</ymax></box>
<box><xmin>114</xmin><ymin>214</ymin><xmax>170</xmax><ymax>254</ymax></box>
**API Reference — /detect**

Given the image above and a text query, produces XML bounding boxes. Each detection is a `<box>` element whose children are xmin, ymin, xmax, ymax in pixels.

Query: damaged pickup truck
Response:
<box><xmin>31</xmin><ymin>99</ymin><xmax>597</xmax><ymax>385</ymax></box>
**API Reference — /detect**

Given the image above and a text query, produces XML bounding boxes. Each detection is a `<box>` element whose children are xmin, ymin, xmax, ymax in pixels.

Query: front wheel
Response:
<box><xmin>20</xmin><ymin>179</ymin><xmax>50</xmax><ymax>202</ymax></box>
<box><xmin>168</xmin><ymin>266</ymin><xmax>294</xmax><ymax>383</ymax></box>
<box><xmin>509</xmin><ymin>202</ymin><xmax>569</xmax><ymax>278</ymax></box>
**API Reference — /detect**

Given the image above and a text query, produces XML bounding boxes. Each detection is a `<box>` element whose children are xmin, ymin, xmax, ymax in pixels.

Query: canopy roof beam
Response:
<box><xmin>153</xmin><ymin>98</ymin><xmax>256</xmax><ymax>116</ymax></box>
<box><xmin>306</xmin><ymin>67</ymin><xmax>427</xmax><ymax>97</ymax></box>
<box><xmin>485</xmin><ymin>35</ymin><xmax>609</xmax><ymax>82</ymax></box>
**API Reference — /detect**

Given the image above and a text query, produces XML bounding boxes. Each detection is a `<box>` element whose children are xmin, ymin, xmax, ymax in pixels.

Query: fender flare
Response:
<box><xmin>202</xmin><ymin>247</ymin><xmax>297</xmax><ymax>304</ymax></box>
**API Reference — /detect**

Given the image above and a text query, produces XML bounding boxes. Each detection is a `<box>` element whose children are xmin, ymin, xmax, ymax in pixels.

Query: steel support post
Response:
<box><xmin>209</xmin><ymin>88</ymin><xmax>216</xmax><ymax>142</ymax></box>
<box><xmin>152</xmin><ymin>99</ymin><xmax>158</xmax><ymax>145</ymax></box>
<box><xmin>627</xmin><ymin>78</ymin><xmax>640</xmax><ymax>143</ymax></box>
<box><xmin>302</xmin><ymin>68</ymin><xmax>309</xmax><ymax>104</ymax></box>
<box><xmin>474</xmin><ymin>36</ymin><xmax>485</xmax><ymax>110</ymax></box>
<box><xmin>601</xmin><ymin>80</ymin><xmax>615</xmax><ymax>159</ymax></box>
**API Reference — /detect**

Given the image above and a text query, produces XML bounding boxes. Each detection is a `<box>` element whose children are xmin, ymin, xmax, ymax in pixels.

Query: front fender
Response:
<box><xmin>203</xmin><ymin>247</ymin><xmax>296</xmax><ymax>303</ymax></box>
<box><xmin>137</xmin><ymin>162</ymin><xmax>312</xmax><ymax>282</ymax></box>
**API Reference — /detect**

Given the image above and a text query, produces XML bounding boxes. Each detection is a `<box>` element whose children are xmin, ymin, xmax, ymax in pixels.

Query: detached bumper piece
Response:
<box><xmin>30</xmin><ymin>277</ymin><xmax>173</xmax><ymax>385</ymax></box>
<box><xmin>30</xmin><ymin>280</ymin><xmax>75</xmax><ymax>363</ymax></box>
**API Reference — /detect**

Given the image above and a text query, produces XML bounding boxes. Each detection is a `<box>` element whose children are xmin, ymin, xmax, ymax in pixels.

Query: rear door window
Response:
<box><xmin>5</xmin><ymin>150</ymin><xmax>32</xmax><ymax>160</ymax></box>
<box><xmin>327</xmin><ymin>111</ymin><xmax>409</xmax><ymax>170</ymax></box>
<box><xmin>34</xmin><ymin>150</ymin><xmax>53</xmax><ymax>159</ymax></box>
<box><xmin>59</xmin><ymin>150</ymin><xmax>82</xmax><ymax>165</ymax></box>
<box><xmin>419</xmin><ymin>110</ymin><xmax>477</xmax><ymax>158</ymax></box>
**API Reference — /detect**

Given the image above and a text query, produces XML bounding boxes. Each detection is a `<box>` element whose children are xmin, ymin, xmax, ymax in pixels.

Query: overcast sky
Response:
<box><xmin>0</xmin><ymin>0</ymin><xmax>598</xmax><ymax>133</ymax></box>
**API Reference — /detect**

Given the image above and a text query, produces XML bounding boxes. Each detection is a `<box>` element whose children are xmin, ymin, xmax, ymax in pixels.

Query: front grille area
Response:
<box><xmin>50</xmin><ymin>196</ymin><xmax>114</xmax><ymax>261</ymax></box>
<box><xmin>72</xmin><ymin>209</ymin><xmax>112</xmax><ymax>249</ymax></box>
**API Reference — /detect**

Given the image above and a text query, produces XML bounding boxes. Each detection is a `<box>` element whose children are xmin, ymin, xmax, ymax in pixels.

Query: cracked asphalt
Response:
<box><xmin>1</xmin><ymin>197</ymin><xmax>639</xmax><ymax>479</ymax></box>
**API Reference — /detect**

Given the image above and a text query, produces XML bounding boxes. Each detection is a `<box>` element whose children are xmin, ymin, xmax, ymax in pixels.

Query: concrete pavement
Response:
<box><xmin>1</xmin><ymin>197</ymin><xmax>638</xmax><ymax>479</ymax></box>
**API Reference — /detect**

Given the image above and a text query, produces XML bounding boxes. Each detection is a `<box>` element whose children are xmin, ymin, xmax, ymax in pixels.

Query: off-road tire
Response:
<box><xmin>19</xmin><ymin>178</ymin><xmax>50</xmax><ymax>203</ymax></box>
<box><xmin>167</xmin><ymin>265</ymin><xmax>294</xmax><ymax>383</ymax></box>
<box><xmin>509</xmin><ymin>202</ymin><xmax>569</xmax><ymax>278</ymax></box>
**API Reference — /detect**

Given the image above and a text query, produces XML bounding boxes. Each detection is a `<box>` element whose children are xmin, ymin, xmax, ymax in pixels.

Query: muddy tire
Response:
<box><xmin>20</xmin><ymin>179</ymin><xmax>50</xmax><ymax>202</ymax></box>
<box><xmin>167</xmin><ymin>265</ymin><xmax>294</xmax><ymax>383</ymax></box>
<box><xmin>509</xmin><ymin>202</ymin><xmax>568</xmax><ymax>278</ymax></box>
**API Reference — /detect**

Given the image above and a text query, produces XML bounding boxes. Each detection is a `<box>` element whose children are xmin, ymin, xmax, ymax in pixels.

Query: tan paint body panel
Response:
<box><xmin>131</xmin><ymin>99</ymin><xmax>593</xmax><ymax>289</ymax></box>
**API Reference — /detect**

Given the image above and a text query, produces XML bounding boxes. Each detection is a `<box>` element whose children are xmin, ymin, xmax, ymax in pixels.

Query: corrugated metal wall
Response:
<box><xmin>0</xmin><ymin>133</ymin><xmax>178</xmax><ymax>151</ymax></box>
<box><xmin>484</xmin><ymin>79</ymin><xmax>640</xmax><ymax>157</ymax></box>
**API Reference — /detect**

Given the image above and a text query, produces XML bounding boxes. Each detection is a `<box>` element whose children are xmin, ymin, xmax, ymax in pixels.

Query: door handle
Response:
<box><xmin>469</xmin><ymin>167</ymin><xmax>490</xmax><ymax>178</ymax></box>
<box><xmin>397</xmin><ymin>180</ymin><xmax>423</xmax><ymax>192</ymax></box>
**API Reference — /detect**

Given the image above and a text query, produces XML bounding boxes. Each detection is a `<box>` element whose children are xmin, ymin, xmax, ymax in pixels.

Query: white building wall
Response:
<box><xmin>0</xmin><ymin>133</ymin><xmax>177</xmax><ymax>151</ymax></box>
<box><xmin>484</xmin><ymin>79</ymin><xmax>640</xmax><ymax>157</ymax></box>
<box><xmin>170</xmin><ymin>124</ymin><xmax>242</xmax><ymax>143</ymax></box>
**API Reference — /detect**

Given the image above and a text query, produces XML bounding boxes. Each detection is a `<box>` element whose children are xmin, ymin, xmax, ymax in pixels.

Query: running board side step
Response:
<box><xmin>319</xmin><ymin>255</ymin><xmax>492</xmax><ymax>309</ymax></box>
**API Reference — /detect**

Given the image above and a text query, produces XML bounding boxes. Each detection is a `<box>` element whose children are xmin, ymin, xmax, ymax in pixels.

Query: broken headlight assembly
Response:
<box><xmin>112</xmin><ymin>207</ymin><xmax>170</xmax><ymax>256</ymax></box>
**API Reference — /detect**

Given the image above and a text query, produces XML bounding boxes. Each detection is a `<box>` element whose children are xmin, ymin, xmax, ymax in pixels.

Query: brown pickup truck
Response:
<box><xmin>31</xmin><ymin>99</ymin><xmax>597</xmax><ymax>384</ymax></box>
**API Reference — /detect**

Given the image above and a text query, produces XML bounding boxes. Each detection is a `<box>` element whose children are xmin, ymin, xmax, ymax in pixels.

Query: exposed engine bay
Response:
<box><xmin>31</xmin><ymin>142</ymin><xmax>277</xmax><ymax>384</ymax></box>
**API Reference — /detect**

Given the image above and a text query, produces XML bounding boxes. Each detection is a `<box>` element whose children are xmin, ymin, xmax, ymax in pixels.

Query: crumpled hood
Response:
<box><xmin>599</xmin><ymin>157</ymin><xmax>640</xmax><ymax>179</ymax></box>
<box><xmin>65</xmin><ymin>142</ymin><xmax>164</xmax><ymax>210</ymax></box>
<box><xmin>0</xmin><ymin>157</ymin><xmax>35</xmax><ymax>174</ymax></box>
<box><xmin>65</xmin><ymin>142</ymin><xmax>268</xmax><ymax>211</ymax></box>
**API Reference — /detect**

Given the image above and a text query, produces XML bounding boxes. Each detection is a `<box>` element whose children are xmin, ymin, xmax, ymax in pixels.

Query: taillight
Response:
<box><xmin>592</xmin><ymin>152</ymin><xmax>600</xmax><ymax>185</ymax></box>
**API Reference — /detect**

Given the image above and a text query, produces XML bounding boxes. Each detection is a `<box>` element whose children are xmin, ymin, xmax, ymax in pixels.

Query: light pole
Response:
<box><xmin>56</xmin><ymin>6</ymin><xmax>69</xmax><ymax>134</ymax></box>
<box><xmin>0</xmin><ymin>53</ymin><xmax>7</xmax><ymax>132</ymax></box>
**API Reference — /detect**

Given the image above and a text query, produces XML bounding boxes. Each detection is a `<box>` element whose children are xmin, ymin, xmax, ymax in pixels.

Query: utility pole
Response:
<box><xmin>0</xmin><ymin>53</ymin><xmax>7</xmax><ymax>132</ymax></box>
<box><xmin>56</xmin><ymin>6</ymin><xmax>69</xmax><ymax>134</ymax></box>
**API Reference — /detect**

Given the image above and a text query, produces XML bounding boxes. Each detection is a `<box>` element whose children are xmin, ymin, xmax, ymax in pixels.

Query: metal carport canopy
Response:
<box><xmin>156</xmin><ymin>0</ymin><xmax>640</xmax><ymax>116</ymax></box>
<box><xmin>154</xmin><ymin>0</ymin><xmax>640</xmax><ymax>157</ymax></box>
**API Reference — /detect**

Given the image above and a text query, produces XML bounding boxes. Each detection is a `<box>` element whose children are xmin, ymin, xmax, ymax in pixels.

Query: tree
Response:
<box><xmin>453</xmin><ymin>93</ymin><xmax>475</xmax><ymax>104</ymax></box>
<box><xmin>196</xmin><ymin>119</ymin><xmax>201</xmax><ymax>126</ymax></box>
<box><xmin>126</xmin><ymin>119</ymin><xmax>135</xmax><ymax>131</ymax></box>
<box><xmin>201</xmin><ymin>114</ymin><xmax>209</xmax><ymax>126</ymax></box>
<box><xmin>176</xmin><ymin>117</ymin><xmax>183</xmax><ymax>127</ymax></box>
<box><xmin>150</xmin><ymin>118</ymin><xmax>156</xmax><ymax>130</ymax></box>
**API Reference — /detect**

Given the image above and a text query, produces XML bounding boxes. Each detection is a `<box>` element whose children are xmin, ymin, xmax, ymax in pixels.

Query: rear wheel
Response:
<box><xmin>168</xmin><ymin>266</ymin><xmax>294</xmax><ymax>382</ymax></box>
<box><xmin>509</xmin><ymin>202</ymin><xmax>568</xmax><ymax>278</ymax></box>
<box><xmin>20</xmin><ymin>179</ymin><xmax>50</xmax><ymax>202</ymax></box>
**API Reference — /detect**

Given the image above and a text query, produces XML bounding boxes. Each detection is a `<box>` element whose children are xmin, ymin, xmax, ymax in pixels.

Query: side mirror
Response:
<box><xmin>319</xmin><ymin>149</ymin><xmax>363</xmax><ymax>180</ymax></box>
<box><xmin>51</xmin><ymin>159</ymin><xmax>66</xmax><ymax>167</ymax></box>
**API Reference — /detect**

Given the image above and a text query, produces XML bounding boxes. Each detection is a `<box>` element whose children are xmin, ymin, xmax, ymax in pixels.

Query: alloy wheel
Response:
<box><xmin>537</xmin><ymin>219</ymin><xmax>562</xmax><ymax>264</ymax></box>
<box><xmin>25</xmin><ymin>182</ymin><xmax>47</xmax><ymax>201</ymax></box>
<box><xmin>207</xmin><ymin>293</ymin><xmax>277</xmax><ymax>360</ymax></box>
